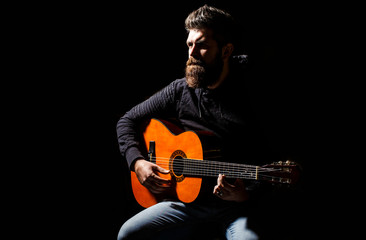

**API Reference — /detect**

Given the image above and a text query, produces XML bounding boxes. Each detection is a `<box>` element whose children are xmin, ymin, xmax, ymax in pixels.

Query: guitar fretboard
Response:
<box><xmin>173</xmin><ymin>158</ymin><xmax>260</xmax><ymax>180</ymax></box>
<box><xmin>154</xmin><ymin>157</ymin><xmax>292</xmax><ymax>183</ymax></box>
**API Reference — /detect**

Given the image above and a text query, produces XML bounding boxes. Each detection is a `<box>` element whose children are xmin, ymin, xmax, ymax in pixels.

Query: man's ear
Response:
<box><xmin>222</xmin><ymin>43</ymin><xmax>234</xmax><ymax>60</ymax></box>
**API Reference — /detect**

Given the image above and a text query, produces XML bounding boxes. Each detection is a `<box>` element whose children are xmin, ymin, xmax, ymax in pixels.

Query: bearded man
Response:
<box><xmin>116</xmin><ymin>5</ymin><xmax>281</xmax><ymax>240</ymax></box>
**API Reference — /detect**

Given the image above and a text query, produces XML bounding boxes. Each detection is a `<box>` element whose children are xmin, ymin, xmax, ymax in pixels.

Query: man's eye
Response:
<box><xmin>186</xmin><ymin>42</ymin><xmax>208</xmax><ymax>49</ymax></box>
<box><xmin>197</xmin><ymin>43</ymin><xmax>208</xmax><ymax>49</ymax></box>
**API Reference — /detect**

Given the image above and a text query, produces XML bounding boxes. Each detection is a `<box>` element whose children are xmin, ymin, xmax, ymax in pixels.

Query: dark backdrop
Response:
<box><xmin>105</xmin><ymin>1</ymin><xmax>328</xmax><ymax>239</ymax></box>
<box><xmin>34</xmin><ymin>1</ymin><xmax>336</xmax><ymax>239</ymax></box>
<box><xmin>109</xmin><ymin>0</ymin><xmax>329</xmax><ymax>161</ymax></box>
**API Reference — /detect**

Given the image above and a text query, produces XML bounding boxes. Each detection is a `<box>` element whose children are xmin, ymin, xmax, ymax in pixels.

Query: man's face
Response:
<box><xmin>185</xmin><ymin>28</ymin><xmax>223</xmax><ymax>88</ymax></box>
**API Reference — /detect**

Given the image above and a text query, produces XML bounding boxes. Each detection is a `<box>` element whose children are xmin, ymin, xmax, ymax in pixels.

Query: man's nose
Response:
<box><xmin>189</xmin><ymin>44</ymin><xmax>199</xmax><ymax>58</ymax></box>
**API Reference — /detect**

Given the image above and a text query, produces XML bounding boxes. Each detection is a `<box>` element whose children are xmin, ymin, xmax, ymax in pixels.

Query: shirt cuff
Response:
<box><xmin>125</xmin><ymin>146</ymin><xmax>145</xmax><ymax>171</ymax></box>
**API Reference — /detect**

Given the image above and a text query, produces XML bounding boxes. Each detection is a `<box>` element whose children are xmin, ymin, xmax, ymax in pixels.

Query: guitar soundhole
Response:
<box><xmin>172</xmin><ymin>156</ymin><xmax>184</xmax><ymax>176</ymax></box>
<box><xmin>170</xmin><ymin>150</ymin><xmax>186</xmax><ymax>182</ymax></box>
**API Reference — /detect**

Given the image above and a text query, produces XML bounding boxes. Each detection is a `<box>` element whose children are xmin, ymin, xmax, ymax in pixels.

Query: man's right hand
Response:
<box><xmin>133</xmin><ymin>159</ymin><xmax>172</xmax><ymax>194</ymax></box>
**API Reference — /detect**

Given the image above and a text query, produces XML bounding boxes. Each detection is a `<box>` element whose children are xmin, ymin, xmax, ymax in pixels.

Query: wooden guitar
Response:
<box><xmin>131</xmin><ymin>118</ymin><xmax>301</xmax><ymax>208</ymax></box>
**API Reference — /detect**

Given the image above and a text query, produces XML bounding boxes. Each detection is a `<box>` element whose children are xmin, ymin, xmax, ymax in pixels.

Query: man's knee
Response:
<box><xmin>117</xmin><ymin>219</ymin><xmax>144</xmax><ymax>240</ymax></box>
<box><xmin>117</xmin><ymin>223</ymin><xmax>130</xmax><ymax>240</ymax></box>
<box><xmin>226</xmin><ymin>217</ymin><xmax>258</xmax><ymax>240</ymax></box>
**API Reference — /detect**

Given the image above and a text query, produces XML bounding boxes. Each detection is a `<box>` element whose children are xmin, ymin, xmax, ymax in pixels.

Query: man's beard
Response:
<box><xmin>185</xmin><ymin>54</ymin><xmax>223</xmax><ymax>89</ymax></box>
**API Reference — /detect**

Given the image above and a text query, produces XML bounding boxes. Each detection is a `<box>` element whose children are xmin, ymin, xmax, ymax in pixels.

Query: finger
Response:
<box><xmin>213</xmin><ymin>185</ymin><xmax>220</xmax><ymax>194</ymax></box>
<box><xmin>213</xmin><ymin>185</ymin><xmax>224</xmax><ymax>197</ymax></box>
<box><xmin>217</xmin><ymin>174</ymin><xmax>234</xmax><ymax>188</ymax></box>
<box><xmin>142</xmin><ymin>172</ymin><xmax>171</xmax><ymax>187</ymax></box>
<box><xmin>152</xmin><ymin>173</ymin><xmax>172</xmax><ymax>185</ymax></box>
<box><xmin>217</xmin><ymin>174</ymin><xmax>224</xmax><ymax>186</ymax></box>
<box><xmin>154</xmin><ymin>165</ymin><xmax>170</xmax><ymax>174</ymax></box>
<box><xmin>144</xmin><ymin>177</ymin><xmax>171</xmax><ymax>193</ymax></box>
<box><xmin>146</xmin><ymin>182</ymin><xmax>170</xmax><ymax>194</ymax></box>
<box><xmin>221</xmin><ymin>174</ymin><xmax>235</xmax><ymax>187</ymax></box>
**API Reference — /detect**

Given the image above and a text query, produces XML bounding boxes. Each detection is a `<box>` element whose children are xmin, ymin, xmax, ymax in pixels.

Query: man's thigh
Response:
<box><xmin>118</xmin><ymin>201</ymin><xmax>204</xmax><ymax>240</ymax></box>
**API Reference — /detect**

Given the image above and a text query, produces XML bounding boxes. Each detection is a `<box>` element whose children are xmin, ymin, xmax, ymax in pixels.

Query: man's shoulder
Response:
<box><xmin>168</xmin><ymin>78</ymin><xmax>190</xmax><ymax>92</ymax></box>
<box><xmin>158</xmin><ymin>78</ymin><xmax>190</xmax><ymax>100</ymax></box>
<box><xmin>171</xmin><ymin>78</ymin><xmax>187</xmax><ymax>87</ymax></box>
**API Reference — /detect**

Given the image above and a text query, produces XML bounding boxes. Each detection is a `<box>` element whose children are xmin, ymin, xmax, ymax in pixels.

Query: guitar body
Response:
<box><xmin>131</xmin><ymin>118</ymin><xmax>204</xmax><ymax>208</ymax></box>
<box><xmin>130</xmin><ymin>118</ymin><xmax>301</xmax><ymax>208</ymax></box>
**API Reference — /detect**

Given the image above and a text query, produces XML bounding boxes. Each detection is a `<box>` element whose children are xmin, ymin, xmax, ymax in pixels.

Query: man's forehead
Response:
<box><xmin>187</xmin><ymin>28</ymin><xmax>214</xmax><ymax>43</ymax></box>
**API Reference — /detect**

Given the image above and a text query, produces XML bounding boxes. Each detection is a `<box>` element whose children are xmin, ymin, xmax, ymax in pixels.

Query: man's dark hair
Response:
<box><xmin>185</xmin><ymin>4</ymin><xmax>237</xmax><ymax>48</ymax></box>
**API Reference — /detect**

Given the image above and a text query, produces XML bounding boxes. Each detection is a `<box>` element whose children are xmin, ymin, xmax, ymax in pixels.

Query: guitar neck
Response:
<box><xmin>181</xmin><ymin>159</ymin><xmax>260</xmax><ymax>180</ymax></box>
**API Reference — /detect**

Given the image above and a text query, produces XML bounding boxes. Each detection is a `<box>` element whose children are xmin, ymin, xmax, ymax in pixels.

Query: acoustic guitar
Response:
<box><xmin>131</xmin><ymin>118</ymin><xmax>301</xmax><ymax>208</ymax></box>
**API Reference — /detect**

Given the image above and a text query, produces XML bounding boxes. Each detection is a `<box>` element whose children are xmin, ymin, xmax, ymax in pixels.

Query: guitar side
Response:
<box><xmin>131</xmin><ymin>118</ymin><xmax>203</xmax><ymax>208</ymax></box>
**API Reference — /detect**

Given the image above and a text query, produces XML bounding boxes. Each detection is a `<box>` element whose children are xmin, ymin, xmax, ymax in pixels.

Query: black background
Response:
<box><xmin>17</xmin><ymin>0</ymin><xmax>345</xmax><ymax>239</ymax></box>
<box><xmin>107</xmin><ymin>1</ymin><xmax>330</xmax><ymax>239</ymax></box>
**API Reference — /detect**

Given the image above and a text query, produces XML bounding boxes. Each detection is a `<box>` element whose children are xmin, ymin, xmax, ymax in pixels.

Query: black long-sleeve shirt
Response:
<box><xmin>117</xmin><ymin>55</ymin><xmax>274</xmax><ymax>167</ymax></box>
<box><xmin>116</xmin><ymin>55</ymin><xmax>277</xmax><ymax>204</ymax></box>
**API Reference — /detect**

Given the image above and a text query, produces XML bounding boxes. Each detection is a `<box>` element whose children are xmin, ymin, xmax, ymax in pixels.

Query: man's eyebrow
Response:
<box><xmin>196</xmin><ymin>38</ymin><xmax>208</xmax><ymax>44</ymax></box>
<box><xmin>187</xmin><ymin>38</ymin><xmax>208</xmax><ymax>45</ymax></box>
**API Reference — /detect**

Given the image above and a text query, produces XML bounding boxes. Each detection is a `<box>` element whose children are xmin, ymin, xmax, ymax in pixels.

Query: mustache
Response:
<box><xmin>186</xmin><ymin>58</ymin><xmax>205</xmax><ymax>66</ymax></box>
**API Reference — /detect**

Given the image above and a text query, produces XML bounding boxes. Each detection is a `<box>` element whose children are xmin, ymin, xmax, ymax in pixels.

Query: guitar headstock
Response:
<box><xmin>259</xmin><ymin>160</ymin><xmax>301</xmax><ymax>186</ymax></box>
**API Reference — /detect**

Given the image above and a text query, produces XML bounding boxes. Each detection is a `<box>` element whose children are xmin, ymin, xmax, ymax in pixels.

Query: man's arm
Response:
<box><xmin>116</xmin><ymin>80</ymin><xmax>180</xmax><ymax>170</ymax></box>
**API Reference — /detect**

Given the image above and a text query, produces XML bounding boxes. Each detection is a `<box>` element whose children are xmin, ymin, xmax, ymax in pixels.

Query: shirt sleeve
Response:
<box><xmin>116</xmin><ymin>80</ymin><xmax>181</xmax><ymax>170</ymax></box>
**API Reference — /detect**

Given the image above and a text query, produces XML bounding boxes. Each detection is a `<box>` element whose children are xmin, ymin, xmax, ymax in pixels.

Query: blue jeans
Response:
<box><xmin>117</xmin><ymin>201</ymin><xmax>258</xmax><ymax>240</ymax></box>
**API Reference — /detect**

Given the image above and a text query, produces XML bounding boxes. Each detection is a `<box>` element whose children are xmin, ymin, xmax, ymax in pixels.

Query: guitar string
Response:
<box><xmin>156</xmin><ymin>168</ymin><xmax>284</xmax><ymax>181</ymax></box>
<box><xmin>147</xmin><ymin>157</ymin><xmax>288</xmax><ymax>181</ymax></box>
<box><xmin>153</xmin><ymin>161</ymin><xmax>270</xmax><ymax>173</ymax></box>
<box><xmin>150</xmin><ymin>156</ymin><xmax>263</xmax><ymax>168</ymax></box>
<box><xmin>152</xmin><ymin>162</ymin><xmax>279</xmax><ymax>175</ymax></box>
<box><xmin>150</xmin><ymin>157</ymin><xmax>280</xmax><ymax>172</ymax></box>
<box><xmin>176</xmin><ymin>169</ymin><xmax>283</xmax><ymax>180</ymax></box>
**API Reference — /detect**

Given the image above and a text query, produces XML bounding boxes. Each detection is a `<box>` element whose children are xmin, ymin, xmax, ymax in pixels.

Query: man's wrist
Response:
<box><xmin>131</xmin><ymin>158</ymin><xmax>146</xmax><ymax>172</ymax></box>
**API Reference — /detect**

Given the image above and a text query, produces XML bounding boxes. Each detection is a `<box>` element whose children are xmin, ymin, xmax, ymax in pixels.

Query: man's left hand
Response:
<box><xmin>213</xmin><ymin>174</ymin><xmax>249</xmax><ymax>202</ymax></box>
